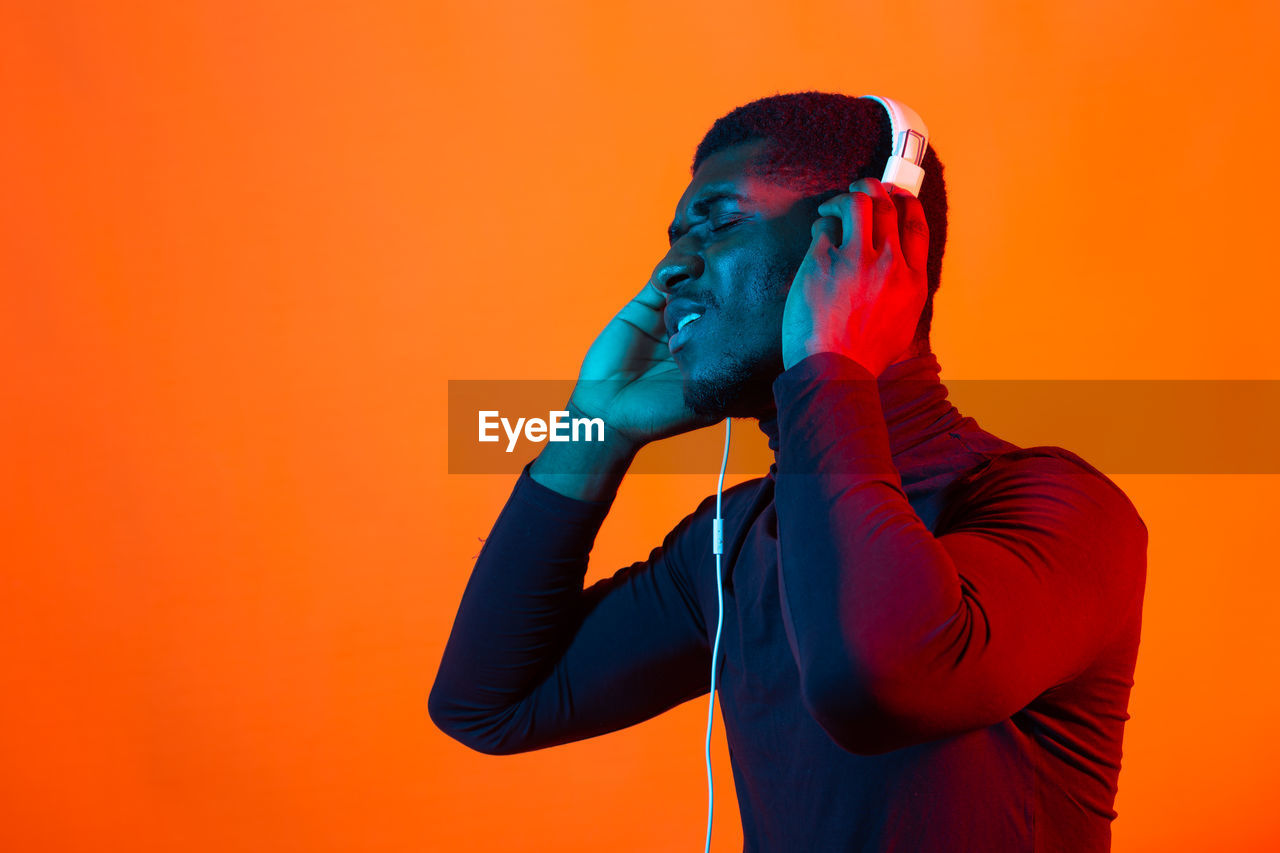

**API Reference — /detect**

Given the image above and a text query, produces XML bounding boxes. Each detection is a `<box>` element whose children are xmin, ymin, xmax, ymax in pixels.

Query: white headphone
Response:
<box><xmin>861</xmin><ymin>94</ymin><xmax>930</xmax><ymax>197</ymax></box>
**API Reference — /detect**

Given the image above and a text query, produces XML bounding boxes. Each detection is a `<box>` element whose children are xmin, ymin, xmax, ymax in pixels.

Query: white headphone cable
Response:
<box><xmin>704</xmin><ymin>416</ymin><xmax>731</xmax><ymax>853</ymax></box>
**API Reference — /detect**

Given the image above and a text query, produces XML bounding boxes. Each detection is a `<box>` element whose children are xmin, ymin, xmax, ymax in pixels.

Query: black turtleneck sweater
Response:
<box><xmin>429</xmin><ymin>352</ymin><xmax>1147</xmax><ymax>852</ymax></box>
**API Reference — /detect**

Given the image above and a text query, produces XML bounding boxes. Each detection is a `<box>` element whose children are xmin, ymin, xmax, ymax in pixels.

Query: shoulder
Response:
<box><xmin>946</xmin><ymin>444</ymin><xmax>1149</xmax><ymax>636</ymax></box>
<box><xmin>978</xmin><ymin>445</ymin><xmax>1144</xmax><ymax>521</ymax></box>
<box><xmin>949</xmin><ymin>443</ymin><xmax>1148</xmax><ymax>583</ymax></box>
<box><xmin>654</xmin><ymin>475</ymin><xmax>770</xmax><ymax>563</ymax></box>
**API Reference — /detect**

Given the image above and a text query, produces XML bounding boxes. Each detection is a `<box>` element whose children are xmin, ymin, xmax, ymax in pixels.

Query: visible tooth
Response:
<box><xmin>677</xmin><ymin>312</ymin><xmax>702</xmax><ymax>332</ymax></box>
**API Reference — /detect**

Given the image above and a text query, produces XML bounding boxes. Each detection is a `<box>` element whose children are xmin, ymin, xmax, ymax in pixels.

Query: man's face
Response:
<box><xmin>656</xmin><ymin>139</ymin><xmax>822</xmax><ymax>419</ymax></box>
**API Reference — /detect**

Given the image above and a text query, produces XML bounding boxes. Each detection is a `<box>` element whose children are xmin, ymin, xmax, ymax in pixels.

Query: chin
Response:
<box><xmin>683</xmin><ymin>351</ymin><xmax>782</xmax><ymax>419</ymax></box>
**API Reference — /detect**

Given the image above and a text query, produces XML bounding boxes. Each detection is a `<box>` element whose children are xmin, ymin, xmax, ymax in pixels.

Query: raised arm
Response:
<box><xmin>771</xmin><ymin>352</ymin><xmax>1147</xmax><ymax>755</ymax></box>
<box><xmin>430</xmin><ymin>279</ymin><xmax>721</xmax><ymax>754</ymax></box>
<box><xmin>428</xmin><ymin>460</ymin><xmax>716</xmax><ymax>755</ymax></box>
<box><xmin>775</xmin><ymin>177</ymin><xmax>1146</xmax><ymax>754</ymax></box>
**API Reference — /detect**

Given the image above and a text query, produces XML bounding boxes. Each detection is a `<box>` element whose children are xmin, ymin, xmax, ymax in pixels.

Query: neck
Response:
<box><xmin>757</xmin><ymin>348</ymin><xmax>962</xmax><ymax>461</ymax></box>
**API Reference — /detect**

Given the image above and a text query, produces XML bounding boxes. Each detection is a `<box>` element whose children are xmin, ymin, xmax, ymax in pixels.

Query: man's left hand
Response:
<box><xmin>781</xmin><ymin>177</ymin><xmax>930</xmax><ymax>377</ymax></box>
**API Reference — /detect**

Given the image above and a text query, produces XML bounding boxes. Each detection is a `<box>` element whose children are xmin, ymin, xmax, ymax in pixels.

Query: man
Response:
<box><xmin>430</xmin><ymin>92</ymin><xmax>1147</xmax><ymax>851</ymax></box>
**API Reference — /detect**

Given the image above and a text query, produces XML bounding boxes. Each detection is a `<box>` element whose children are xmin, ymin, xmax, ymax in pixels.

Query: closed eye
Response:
<box><xmin>709</xmin><ymin>217</ymin><xmax>746</xmax><ymax>234</ymax></box>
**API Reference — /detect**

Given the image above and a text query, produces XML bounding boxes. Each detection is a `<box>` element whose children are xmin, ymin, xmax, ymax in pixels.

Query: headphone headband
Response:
<box><xmin>861</xmin><ymin>94</ymin><xmax>929</xmax><ymax>197</ymax></box>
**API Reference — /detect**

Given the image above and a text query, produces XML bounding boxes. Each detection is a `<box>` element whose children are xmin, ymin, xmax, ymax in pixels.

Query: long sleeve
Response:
<box><xmin>428</xmin><ymin>463</ymin><xmax>713</xmax><ymax>755</ymax></box>
<box><xmin>771</xmin><ymin>352</ymin><xmax>1148</xmax><ymax>756</ymax></box>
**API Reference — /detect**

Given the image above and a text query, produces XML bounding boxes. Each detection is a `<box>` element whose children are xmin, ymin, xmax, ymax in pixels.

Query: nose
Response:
<box><xmin>651</xmin><ymin>243</ymin><xmax>704</xmax><ymax>297</ymax></box>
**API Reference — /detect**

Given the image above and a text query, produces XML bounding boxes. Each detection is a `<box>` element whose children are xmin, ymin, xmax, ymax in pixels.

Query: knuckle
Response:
<box><xmin>811</xmin><ymin>215</ymin><xmax>838</xmax><ymax>235</ymax></box>
<box><xmin>871</xmin><ymin>196</ymin><xmax>897</xmax><ymax>215</ymax></box>
<box><xmin>905</xmin><ymin>218</ymin><xmax>930</xmax><ymax>238</ymax></box>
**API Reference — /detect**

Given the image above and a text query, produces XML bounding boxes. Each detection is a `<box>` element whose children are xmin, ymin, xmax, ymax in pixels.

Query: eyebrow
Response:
<box><xmin>667</xmin><ymin>189</ymin><xmax>750</xmax><ymax>245</ymax></box>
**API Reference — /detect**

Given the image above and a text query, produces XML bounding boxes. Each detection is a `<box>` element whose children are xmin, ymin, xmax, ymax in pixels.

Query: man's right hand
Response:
<box><xmin>531</xmin><ymin>280</ymin><xmax>716</xmax><ymax>504</ymax></box>
<box><xmin>566</xmin><ymin>280</ymin><xmax>718</xmax><ymax>455</ymax></box>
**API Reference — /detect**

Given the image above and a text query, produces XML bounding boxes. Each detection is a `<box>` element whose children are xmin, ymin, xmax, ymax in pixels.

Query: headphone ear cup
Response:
<box><xmin>860</xmin><ymin>95</ymin><xmax>929</xmax><ymax>197</ymax></box>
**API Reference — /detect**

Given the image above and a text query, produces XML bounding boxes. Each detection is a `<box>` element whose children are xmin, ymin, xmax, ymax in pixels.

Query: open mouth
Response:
<box><xmin>668</xmin><ymin>312</ymin><xmax>703</xmax><ymax>353</ymax></box>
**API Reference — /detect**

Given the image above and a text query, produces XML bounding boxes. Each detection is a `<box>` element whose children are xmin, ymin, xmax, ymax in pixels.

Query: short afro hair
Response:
<box><xmin>693</xmin><ymin>91</ymin><xmax>948</xmax><ymax>344</ymax></box>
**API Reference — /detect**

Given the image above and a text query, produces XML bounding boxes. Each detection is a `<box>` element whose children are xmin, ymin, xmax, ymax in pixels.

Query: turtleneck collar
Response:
<box><xmin>757</xmin><ymin>350</ymin><xmax>964</xmax><ymax>471</ymax></box>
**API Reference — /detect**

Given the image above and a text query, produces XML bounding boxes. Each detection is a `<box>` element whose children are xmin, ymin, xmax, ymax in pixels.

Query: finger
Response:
<box><xmin>633</xmin><ymin>279</ymin><xmax>666</xmax><ymax>310</ymax></box>
<box><xmin>613</xmin><ymin>281</ymin><xmax>668</xmax><ymax>341</ymax></box>
<box><xmin>817</xmin><ymin>192</ymin><xmax>872</xmax><ymax>254</ymax></box>
<box><xmin>815</xmin><ymin>194</ymin><xmax>849</xmax><ymax>250</ymax></box>
<box><xmin>850</xmin><ymin>177</ymin><xmax>900</xmax><ymax>256</ymax></box>
<box><xmin>809</xmin><ymin>214</ymin><xmax>842</xmax><ymax>254</ymax></box>
<box><xmin>891</xmin><ymin>190</ymin><xmax>930</xmax><ymax>271</ymax></box>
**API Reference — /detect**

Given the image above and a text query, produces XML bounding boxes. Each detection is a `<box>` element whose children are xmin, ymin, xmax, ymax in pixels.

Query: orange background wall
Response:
<box><xmin>3</xmin><ymin>1</ymin><xmax>1278</xmax><ymax>850</ymax></box>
